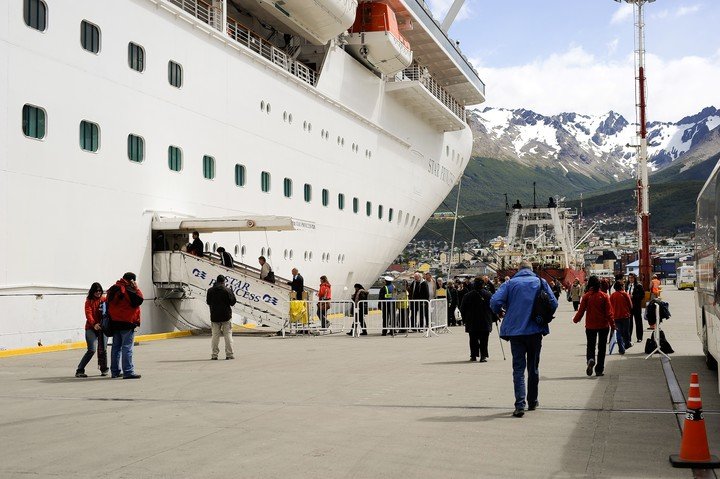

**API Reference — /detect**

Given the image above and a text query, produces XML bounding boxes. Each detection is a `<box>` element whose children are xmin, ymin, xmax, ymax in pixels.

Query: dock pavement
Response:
<box><xmin>0</xmin><ymin>285</ymin><xmax>717</xmax><ymax>478</ymax></box>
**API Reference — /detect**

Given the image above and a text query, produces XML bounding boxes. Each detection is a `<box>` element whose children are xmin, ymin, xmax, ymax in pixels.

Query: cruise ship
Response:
<box><xmin>1</xmin><ymin>0</ymin><xmax>485</xmax><ymax>349</ymax></box>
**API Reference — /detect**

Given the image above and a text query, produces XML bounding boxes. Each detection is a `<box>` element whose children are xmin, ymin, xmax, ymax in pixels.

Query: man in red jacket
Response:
<box><xmin>107</xmin><ymin>272</ymin><xmax>144</xmax><ymax>379</ymax></box>
<box><xmin>610</xmin><ymin>281</ymin><xmax>634</xmax><ymax>354</ymax></box>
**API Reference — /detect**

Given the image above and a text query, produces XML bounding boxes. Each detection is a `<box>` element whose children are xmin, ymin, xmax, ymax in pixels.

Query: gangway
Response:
<box><xmin>151</xmin><ymin>214</ymin><xmax>316</xmax><ymax>332</ymax></box>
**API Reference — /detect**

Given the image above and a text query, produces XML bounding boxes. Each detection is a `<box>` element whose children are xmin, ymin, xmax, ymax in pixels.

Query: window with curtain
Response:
<box><xmin>24</xmin><ymin>0</ymin><xmax>47</xmax><ymax>32</ymax></box>
<box><xmin>22</xmin><ymin>104</ymin><xmax>46</xmax><ymax>139</ymax></box>
<box><xmin>234</xmin><ymin>164</ymin><xmax>246</xmax><ymax>187</ymax></box>
<box><xmin>261</xmin><ymin>171</ymin><xmax>271</xmax><ymax>192</ymax></box>
<box><xmin>168</xmin><ymin>146</ymin><xmax>182</xmax><ymax>171</ymax></box>
<box><xmin>81</xmin><ymin>20</ymin><xmax>100</xmax><ymax>53</ymax></box>
<box><xmin>79</xmin><ymin>120</ymin><xmax>99</xmax><ymax>152</ymax></box>
<box><xmin>168</xmin><ymin>60</ymin><xmax>182</xmax><ymax>88</ymax></box>
<box><xmin>203</xmin><ymin>155</ymin><xmax>215</xmax><ymax>179</ymax></box>
<box><xmin>128</xmin><ymin>42</ymin><xmax>145</xmax><ymax>72</ymax></box>
<box><xmin>127</xmin><ymin>134</ymin><xmax>144</xmax><ymax>163</ymax></box>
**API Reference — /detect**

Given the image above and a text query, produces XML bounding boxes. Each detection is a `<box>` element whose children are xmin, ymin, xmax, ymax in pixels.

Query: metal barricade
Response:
<box><xmin>285</xmin><ymin>300</ymin><xmax>355</xmax><ymax>336</ymax></box>
<box><xmin>349</xmin><ymin>299</ymin><xmax>446</xmax><ymax>337</ymax></box>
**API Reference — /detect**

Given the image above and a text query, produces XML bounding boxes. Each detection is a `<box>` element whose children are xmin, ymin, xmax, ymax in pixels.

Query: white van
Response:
<box><xmin>677</xmin><ymin>265</ymin><xmax>695</xmax><ymax>290</ymax></box>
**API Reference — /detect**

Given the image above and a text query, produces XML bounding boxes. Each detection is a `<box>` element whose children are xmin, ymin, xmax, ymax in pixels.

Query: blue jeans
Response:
<box><xmin>111</xmin><ymin>329</ymin><xmax>136</xmax><ymax>377</ymax></box>
<box><xmin>509</xmin><ymin>334</ymin><xmax>542</xmax><ymax>409</ymax></box>
<box><xmin>76</xmin><ymin>329</ymin><xmax>107</xmax><ymax>373</ymax></box>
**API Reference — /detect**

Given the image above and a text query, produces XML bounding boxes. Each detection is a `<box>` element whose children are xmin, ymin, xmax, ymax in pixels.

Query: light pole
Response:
<box><xmin>615</xmin><ymin>0</ymin><xmax>655</xmax><ymax>291</ymax></box>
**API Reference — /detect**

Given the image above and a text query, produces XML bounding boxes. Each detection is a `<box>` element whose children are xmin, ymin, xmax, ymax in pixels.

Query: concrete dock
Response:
<box><xmin>1</xmin><ymin>286</ymin><xmax>718</xmax><ymax>478</ymax></box>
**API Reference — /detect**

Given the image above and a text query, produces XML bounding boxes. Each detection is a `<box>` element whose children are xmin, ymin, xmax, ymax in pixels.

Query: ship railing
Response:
<box><xmin>391</xmin><ymin>66</ymin><xmax>466</xmax><ymax>122</ymax></box>
<box><xmin>163</xmin><ymin>0</ymin><xmax>318</xmax><ymax>86</ymax></box>
<box><xmin>226</xmin><ymin>19</ymin><xmax>318</xmax><ymax>86</ymax></box>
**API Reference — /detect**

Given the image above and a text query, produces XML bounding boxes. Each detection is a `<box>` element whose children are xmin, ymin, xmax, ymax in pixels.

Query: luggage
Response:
<box><xmin>644</xmin><ymin>330</ymin><xmax>674</xmax><ymax>355</ymax></box>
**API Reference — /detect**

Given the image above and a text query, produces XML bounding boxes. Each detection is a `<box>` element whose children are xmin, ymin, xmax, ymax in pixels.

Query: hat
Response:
<box><xmin>216</xmin><ymin>275</ymin><xmax>226</xmax><ymax>283</ymax></box>
<box><xmin>383</xmin><ymin>276</ymin><xmax>394</xmax><ymax>282</ymax></box>
<box><xmin>354</xmin><ymin>283</ymin><xmax>363</xmax><ymax>289</ymax></box>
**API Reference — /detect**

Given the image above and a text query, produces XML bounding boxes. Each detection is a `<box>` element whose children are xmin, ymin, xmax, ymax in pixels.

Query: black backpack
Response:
<box><xmin>532</xmin><ymin>277</ymin><xmax>555</xmax><ymax>326</ymax></box>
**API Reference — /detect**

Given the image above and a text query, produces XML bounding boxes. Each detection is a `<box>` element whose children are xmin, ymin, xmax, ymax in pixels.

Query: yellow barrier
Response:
<box><xmin>0</xmin><ymin>330</ymin><xmax>193</xmax><ymax>358</ymax></box>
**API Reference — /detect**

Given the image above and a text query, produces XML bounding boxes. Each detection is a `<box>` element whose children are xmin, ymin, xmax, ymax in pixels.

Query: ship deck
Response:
<box><xmin>0</xmin><ymin>286</ymin><xmax>715</xmax><ymax>478</ymax></box>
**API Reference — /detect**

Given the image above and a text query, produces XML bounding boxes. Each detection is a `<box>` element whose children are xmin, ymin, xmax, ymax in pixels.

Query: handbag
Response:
<box><xmin>532</xmin><ymin>277</ymin><xmax>555</xmax><ymax>326</ymax></box>
<box><xmin>99</xmin><ymin>302</ymin><xmax>113</xmax><ymax>336</ymax></box>
<box><xmin>265</xmin><ymin>270</ymin><xmax>276</xmax><ymax>283</ymax></box>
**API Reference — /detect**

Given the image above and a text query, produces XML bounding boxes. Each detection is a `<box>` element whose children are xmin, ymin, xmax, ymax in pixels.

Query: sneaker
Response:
<box><xmin>100</xmin><ymin>369</ymin><xmax>109</xmax><ymax>377</ymax></box>
<box><xmin>75</xmin><ymin>372</ymin><xmax>87</xmax><ymax>378</ymax></box>
<box><xmin>512</xmin><ymin>408</ymin><xmax>525</xmax><ymax>418</ymax></box>
<box><xmin>528</xmin><ymin>401</ymin><xmax>539</xmax><ymax>411</ymax></box>
<box><xmin>225</xmin><ymin>356</ymin><xmax>234</xmax><ymax>360</ymax></box>
<box><xmin>637</xmin><ymin>339</ymin><xmax>642</xmax><ymax>343</ymax></box>
<box><xmin>211</xmin><ymin>356</ymin><xmax>218</xmax><ymax>360</ymax></box>
<box><xmin>586</xmin><ymin>359</ymin><xmax>595</xmax><ymax>376</ymax></box>
<box><xmin>123</xmin><ymin>374</ymin><xmax>142</xmax><ymax>379</ymax></box>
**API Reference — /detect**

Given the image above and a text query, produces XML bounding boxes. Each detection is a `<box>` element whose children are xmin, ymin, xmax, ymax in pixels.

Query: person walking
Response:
<box><xmin>107</xmin><ymin>272</ymin><xmax>143</xmax><ymax>379</ymax></box>
<box><xmin>609</xmin><ymin>281</ymin><xmax>633</xmax><ymax>354</ymax></box>
<box><xmin>259</xmin><ymin>256</ymin><xmax>275</xmax><ymax>283</ymax></box>
<box><xmin>318</xmin><ymin>275</ymin><xmax>332</xmax><ymax>330</ymax></box>
<box><xmin>573</xmin><ymin>275</ymin><xmax>614</xmax><ymax>377</ymax></box>
<box><xmin>206</xmin><ymin>274</ymin><xmax>237</xmax><ymax>360</ymax></box>
<box><xmin>75</xmin><ymin>282</ymin><xmax>109</xmax><ymax>378</ymax></box>
<box><xmin>552</xmin><ymin>279</ymin><xmax>562</xmax><ymax>300</ymax></box>
<box><xmin>287</xmin><ymin>268</ymin><xmax>304</xmax><ymax>300</ymax></box>
<box><xmin>188</xmin><ymin>231</ymin><xmax>204</xmax><ymax>257</ymax></box>
<box><xmin>490</xmin><ymin>260</ymin><xmax>558</xmax><ymax>418</ymax></box>
<box><xmin>217</xmin><ymin>247</ymin><xmax>233</xmax><ymax>268</ymax></box>
<box><xmin>348</xmin><ymin>283</ymin><xmax>368</xmax><ymax>336</ymax></box>
<box><xmin>570</xmin><ymin>279</ymin><xmax>583</xmax><ymax>311</ymax></box>
<box><xmin>446</xmin><ymin>282</ymin><xmax>458</xmax><ymax>327</ymax></box>
<box><xmin>626</xmin><ymin>273</ymin><xmax>645</xmax><ymax>342</ymax></box>
<box><xmin>650</xmin><ymin>274</ymin><xmax>662</xmax><ymax>300</ymax></box>
<box><xmin>460</xmin><ymin>279</ymin><xmax>494</xmax><ymax>362</ymax></box>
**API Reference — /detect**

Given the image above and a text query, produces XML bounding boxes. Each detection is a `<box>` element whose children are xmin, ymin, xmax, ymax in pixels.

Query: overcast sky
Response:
<box><xmin>426</xmin><ymin>0</ymin><xmax>720</xmax><ymax>122</ymax></box>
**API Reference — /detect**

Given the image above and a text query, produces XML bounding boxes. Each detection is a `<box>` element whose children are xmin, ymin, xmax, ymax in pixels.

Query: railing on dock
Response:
<box><xmin>163</xmin><ymin>0</ymin><xmax>318</xmax><ymax>87</ymax></box>
<box><xmin>390</xmin><ymin>66</ymin><xmax>466</xmax><ymax>122</ymax></box>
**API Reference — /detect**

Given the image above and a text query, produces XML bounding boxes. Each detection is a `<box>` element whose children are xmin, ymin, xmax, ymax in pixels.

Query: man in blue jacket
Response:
<box><xmin>490</xmin><ymin>261</ymin><xmax>558</xmax><ymax>418</ymax></box>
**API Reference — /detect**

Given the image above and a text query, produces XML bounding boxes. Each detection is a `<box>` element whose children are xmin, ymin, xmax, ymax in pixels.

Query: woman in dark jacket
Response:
<box><xmin>460</xmin><ymin>280</ymin><xmax>494</xmax><ymax>362</ymax></box>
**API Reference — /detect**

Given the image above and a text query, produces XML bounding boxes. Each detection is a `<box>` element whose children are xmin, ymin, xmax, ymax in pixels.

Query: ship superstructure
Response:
<box><xmin>0</xmin><ymin>0</ymin><xmax>485</xmax><ymax>348</ymax></box>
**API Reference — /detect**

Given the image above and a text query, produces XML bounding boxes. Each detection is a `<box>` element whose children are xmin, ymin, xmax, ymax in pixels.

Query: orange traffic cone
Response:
<box><xmin>670</xmin><ymin>373</ymin><xmax>720</xmax><ymax>468</ymax></box>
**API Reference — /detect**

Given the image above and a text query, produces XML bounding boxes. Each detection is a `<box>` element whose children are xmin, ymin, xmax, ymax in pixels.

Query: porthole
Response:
<box><xmin>309</xmin><ymin>251</ymin><xmax>313</xmax><ymax>261</ymax></box>
<box><xmin>308</xmin><ymin>123</ymin><xmax>312</xmax><ymax>132</ymax></box>
<box><xmin>268</xmin><ymin>248</ymin><xmax>272</xmax><ymax>258</ymax></box>
<box><xmin>446</xmin><ymin>145</ymin><xmax>450</xmax><ymax>156</ymax></box>
<box><xmin>241</xmin><ymin>245</ymin><xmax>246</xmax><ymax>256</ymax></box>
<box><xmin>284</xmin><ymin>249</ymin><xmax>288</xmax><ymax>260</ymax></box>
<box><xmin>321</xmin><ymin>128</ymin><xmax>325</xmax><ymax>138</ymax></box>
<box><xmin>288</xmin><ymin>113</ymin><xmax>293</xmax><ymax>124</ymax></box>
<box><xmin>212</xmin><ymin>243</ymin><xmax>218</xmax><ymax>253</ymax></box>
<box><xmin>266</xmin><ymin>103</ymin><xmax>271</xmax><ymax>114</ymax></box>
<box><xmin>304</xmin><ymin>251</ymin><xmax>308</xmax><ymax>261</ymax></box>
<box><xmin>260</xmin><ymin>100</ymin><xmax>265</xmax><ymax>111</ymax></box>
<box><xmin>303</xmin><ymin>121</ymin><xmax>307</xmax><ymax>131</ymax></box>
<box><xmin>289</xmin><ymin>249</ymin><xmax>294</xmax><ymax>260</ymax></box>
<box><xmin>283</xmin><ymin>111</ymin><xmax>288</xmax><ymax>122</ymax></box>
<box><xmin>321</xmin><ymin>253</ymin><xmax>326</xmax><ymax>262</ymax></box>
<box><xmin>204</xmin><ymin>242</ymin><xmax>210</xmax><ymax>252</ymax></box>
<box><xmin>234</xmin><ymin>245</ymin><xmax>240</xmax><ymax>256</ymax></box>
<box><xmin>341</xmin><ymin>254</ymin><xmax>345</xmax><ymax>263</ymax></box>
<box><xmin>337</xmin><ymin>254</ymin><xmax>342</xmax><ymax>263</ymax></box>
<box><xmin>341</xmin><ymin>138</ymin><xmax>345</xmax><ymax>147</ymax></box>
<box><xmin>22</xmin><ymin>104</ymin><xmax>46</xmax><ymax>140</ymax></box>
<box><xmin>324</xmin><ymin>130</ymin><xmax>329</xmax><ymax>140</ymax></box>
<box><xmin>368</xmin><ymin>151</ymin><xmax>372</xmax><ymax>159</ymax></box>
<box><xmin>337</xmin><ymin>136</ymin><xmax>341</xmax><ymax>145</ymax></box>
<box><xmin>261</xmin><ymin>247</ymin><xmax>266</xmax><ymax>257</ymax></box>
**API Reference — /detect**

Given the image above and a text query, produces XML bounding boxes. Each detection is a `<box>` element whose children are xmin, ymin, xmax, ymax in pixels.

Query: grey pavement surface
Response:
<box><xmin>0</xmin><ymin>285</ymin><xmax>717</xmax><ymax>478</ymax></box>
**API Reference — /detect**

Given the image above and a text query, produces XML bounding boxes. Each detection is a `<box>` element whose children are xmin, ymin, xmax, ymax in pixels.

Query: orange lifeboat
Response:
<box><xmin>345</xmin><ymin>2</ymin><xmax>413</xmax><ymax>75</ymax></box>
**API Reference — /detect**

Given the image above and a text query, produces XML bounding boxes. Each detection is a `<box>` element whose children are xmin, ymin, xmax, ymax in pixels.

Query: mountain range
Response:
<box><xmin>421</xmin><ymin>105</ymin><xmax>720</xmax><ymax>242</ymax></box>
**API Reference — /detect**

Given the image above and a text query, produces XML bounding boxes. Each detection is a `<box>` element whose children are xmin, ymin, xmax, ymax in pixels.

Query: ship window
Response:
<box><xmin>24</xmin><ymin>0</ymin><xmax>47</xmax><ymax>32</ymax></box>
<box><xmin>353</xmin><ymin>197</ymin><xmax>359</xmax><ymax>214</ymax></box>
<box><xmin>168</xmin><ymin>145</ymin><xmax>182</xmax><ymax>172</ymax></box>
<box><xmin>284</xmin><ymin>249</ymin><xmax>288</xmax><ymax>260</ymax></box>
<box><xmin>128</xmin><ymin>42</ymin><xmax>145</xmax><ymax>72</ymax></box>
<box><xmin>366</xmin><ymin>201</ymin><xmax>372</xmax><ymax>217</ymax></box>
<box><xmin>309</xmin><ymin>251</ymin><xmax>313</xmax><ymax>261</ymax></box>
<box><xmin>127</xmin><ymin>134</ymin><xmax>144</xmax><ymax>163</ymax></box>
<box><xmin>267</xmin><ymin>248</ymin><xmax>272</xmax><ymax>257</ymax></box>
<box><xmin>283</xmin><ymin>111</ymin><xmax>288</xmax><ymax>122</ymax></box>
<box><xmin>261</xmin><ymin>247</ymin><xmax>266</xmax><ymax>257</ymax></box>
<box><xmin>22</xmin><ymin>104</ymin><xmax>45</xmax><ymax>139</ymax></box>
<box><xmin>79</xmin><ymin>120</ymin><xmax>99</xmax><ymax>152</ymax></box>
<box><xmin>388</xmin><ymin>208</ymin><xmax>394</xmax><ymax>222</ymax></box>
<box><xmin>307</xmin><ymin>123</ymin><xmax>312</xmax><ymax>132</ymax></box>
<box><xmin>304</xmin><ymin>183</ymin><xmax>312</xmax><ymax>202</ymax></box>
<box><xmin>234</xmin><ymin>164</ymin><xmax>246</xmax><ymax>187</ymax></box>
<box><xmin>338</xmin><ymin>193</ymin><xmax>345</xmax><ymax>210</ymax></box>
<box><xmin>266</xmin><ymin>103</ymin><xmax>271</xmax><ymax>114</ymax></box>
<box><xmin>289</xmin><ymin>249</ymin><xmax>293</xmax><ymax>260</ymax></box>
<box><xmin>261</xmin><ymin>171</ymin><xmax>271</xmax><ymax>193</ymax></box>
<box><xmin>304</xmin><ymin>251</ymin><xmax>308</xmax><ymax>261</ymax></box>
<box><xmin>80</xmin><ymin>20</ymin><xmax>100</xmax><ymax>54</ymax></box>
<box><xmin>260</xmin><ymin>101</ymin><xmax>265</xmax><ymax>111</ymax></box>
<box><xmin>212</xmin><ymin>243</ymin><xmax>217</xmax><ymax>253</ymax></box>
<box><xmin>378</xmin><ymin>205</ymin><xmax>384</xmax><ymax>219</ymax></box>
<box><xmin>398</xmin><ymin>210</ymin><xmax>403</xmax><ymax>224</ymax></box>
<box><xmin>202</xmin><ymin>155</ymin><xmax>215</xmax><ymax>180</ymax></box>
<box><xmin>303</xmin><ymin>121</ymin><xmax>307</xmax><ymax>131</ymax></box>
<box><xmin>234</xmin><ymin>245</ymin><xmax>240</xmax><ymax>256</ymax></box>
<box><xmin>283</xmin><ymin>178</ymin><xmax>292</xmax><ymax>198</ymax></box>
<box><xmin>168</xmin><ymin>60</ymin><xmax>183</xmax><ymax>88</ymax></box>
<box><xmin>288</xmin><ymin>113</ymin><xmax>293</xmax><ymax>124</ymax></box>
<box><xmin>241</xmin><ymin>245</ymin><xmax>246</xmax><ymax>256</ymax></box>
<box><xmin>322</xmin><ymin>189</ymin><xmax>329</xmax><ymax>207</ymax></box>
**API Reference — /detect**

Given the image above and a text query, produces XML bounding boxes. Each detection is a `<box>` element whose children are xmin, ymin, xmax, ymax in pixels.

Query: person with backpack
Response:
<box><xmin>206</xmin><ymin>275</ymin><xmax>237</xmax><ymax>360</ymax></box>
<box><xmin>348</xmin><ymin>283</ymin><xmax>369</xmax><ymax>336</ymax></box>
<box><xmin>107</xmin><ymin>272</ymin><xmax>144</xmax><ymax>379</ymax></box>
<box><xmin>75</xmin><ymin>282</ymin><xmax>109</xmax><ymax>378</ymax></box>
<box><xmin>490</xmin><ymin>260</ymin><xmax>558</xmax><ymax>418</ymax></box>
<box><xmin>573</xmin><ymin>275</ymin><xmax>614</xmax><ymax>377</ymax></box>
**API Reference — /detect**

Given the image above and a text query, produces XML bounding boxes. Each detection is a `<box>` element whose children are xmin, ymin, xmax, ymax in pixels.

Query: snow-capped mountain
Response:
<box><xmin>468</xmin><ymin>106</ymin><xmax>720</xmax><ymax>181</ymax></box>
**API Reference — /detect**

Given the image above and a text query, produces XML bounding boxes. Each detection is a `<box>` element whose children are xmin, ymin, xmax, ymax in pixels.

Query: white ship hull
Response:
<box><xmin>0</xmin><ymin>0</ymin><xmax>474</xmax><ymax>349</ymax></box>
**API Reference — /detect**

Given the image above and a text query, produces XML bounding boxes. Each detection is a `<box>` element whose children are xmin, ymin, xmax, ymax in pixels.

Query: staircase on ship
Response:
<box><xmin>151</xmin><ymin>215</ymin><xmax>315</xmax><ymax>333</ymax></box>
